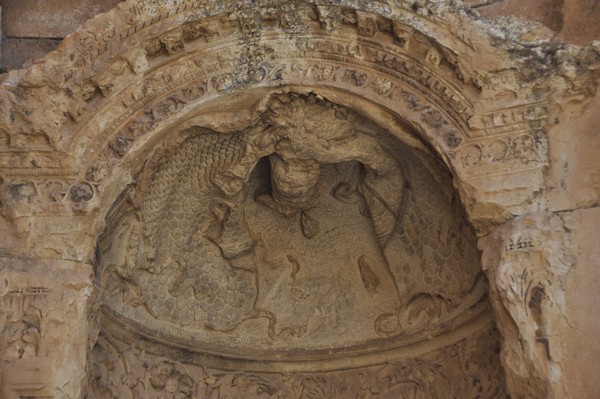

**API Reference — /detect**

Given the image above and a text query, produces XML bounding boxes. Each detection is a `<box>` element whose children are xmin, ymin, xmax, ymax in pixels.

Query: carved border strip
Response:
<box><xmin>0</xmin><ymin>3</ymin><xmax>548</xmax><ymax>224</ymax></box>
<box><xmin>67</xmin><ymin>0</ymin><xmax>480</xmax><ymax>84</ymax></box>
<box><xmin>99</xmin><ymin>302</ymin><xmax>497</xmax><ymax>372</ymax></box>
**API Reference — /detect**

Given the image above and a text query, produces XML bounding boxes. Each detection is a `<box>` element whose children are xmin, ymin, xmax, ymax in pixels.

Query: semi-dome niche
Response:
<box><xmin>90</xmin><ymin>92</ymin><xmax>507</xmax><ymax>398</ymax></box>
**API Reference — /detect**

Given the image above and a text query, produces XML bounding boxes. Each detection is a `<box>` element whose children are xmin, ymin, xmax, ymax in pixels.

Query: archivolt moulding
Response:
<box><xmin>0</xmin><ymin>0</ymin><xmax>554</xmax><ymax>246</ymax></box>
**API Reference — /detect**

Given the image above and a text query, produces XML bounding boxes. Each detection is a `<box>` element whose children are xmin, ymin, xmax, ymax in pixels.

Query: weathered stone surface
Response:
<box><xmin>0</xmin><ymin>0</ymin><xmax>597</xmax><ymax>397</ymax></box>
<box><xmin>557</xmin><ymin>0</ymin><xmax>600</xmax><ymax>44</ymax></box>
<box><xmin>2</xmin><ymin>0</ymin><xmax>599</xmax><ymax>71</ymax></box>
<box><xmin>1</xmin><ymin>0</ymin><xmax>123</xmax><ymax>38</ymax></box>
<box><xmin>480</xmin><ymin>208</ymin><xmax>600</xmax><ymax>398</ymax></box>
<box><xmin>546</xmin><ymin>78</ymin><xmax>600</xmax><ymax>211</ymax></box>
<box><xmin>468</xmin><ymin>0</ymin><xmax>600</xmax><ymax>44</ymax></box>
<box><xmin>472</xmin><ymin>0</ymin><xmax>564</xmax><ymax>32</ymax></box>
<box><xmin>560</xmin><ymin>207</ymin><xmax>600</xmax><ymax>398</ymax></box>
<box><xmin>480</xmin><ymin>213</ymin><xmax>573</xmax><ymax>398</ymax></box>
<box><xmin>0</xmin><ymin>38</ymin><xmax>61</xmax><ymax>70</ymax></box>
<box><xmin>0</xmin><ymin>259</ymin><xmax>93</xmax><ymax>399</ymax></box>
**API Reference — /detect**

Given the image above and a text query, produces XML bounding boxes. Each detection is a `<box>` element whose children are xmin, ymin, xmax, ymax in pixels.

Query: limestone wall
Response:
<box><xmin>0</xmin><ymin>1</ymin><xmax>598</xmax><ymax>398</ymax></box>
<box><xmin>0</xmin><ymin>0</ymin><xmax>122</xmax><ymax>70</ymax></box>
<box><xmin>1</xmin><ymin>0</ymin><xmax>599</xmax><ymax>71</ymax></box>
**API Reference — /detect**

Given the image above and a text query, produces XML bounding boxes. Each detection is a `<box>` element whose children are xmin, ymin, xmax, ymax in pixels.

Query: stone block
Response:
<box><xmin>1</xmin><ymin>0</ymin><xmax>122</xmax><ymax>38</ymax></box>
<box><xmin>560</xmin><ymin>207</ymin><xmax>600</xmax><ymax>398</ymax></box>
<box><xmin>0</xmin><ymin>258</ymin><xmax>93</xmax><ymax>399</ymax></box>
<box><xmin>475</xmin><ymin>0</ymin><xmax>564</xmax><ymax>32</ymax></box>
<box><xmin>556</xmin><ymin>0</ymin><xmax>600</xmax><ymax>44</ymax></box>
<box><xmin>0</xmin><ymin>38</ymin><xmax>61</xmax><ymax>70</ymax></box>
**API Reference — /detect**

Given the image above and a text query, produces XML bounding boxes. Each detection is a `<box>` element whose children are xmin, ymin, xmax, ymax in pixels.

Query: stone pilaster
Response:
<box><xmin>0</xmin><ymin>258</ymin><xmax>93</xmax><ymax>399</ymax></box>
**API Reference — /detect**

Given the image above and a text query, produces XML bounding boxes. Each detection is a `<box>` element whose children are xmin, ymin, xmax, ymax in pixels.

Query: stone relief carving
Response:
<box><xmin>87</xmin><ymin>327</ymin><xmax>507</xmax><ymax>399</ymax></box>
<box><xmin>0</xmin><ymin>2</ymin><xmax>557</xmax><ymax>220</ymax></box>
<box><xmin>479</xmin><ymin>213</ymin><xmax>576</xmax><ymax>398</ymax></box>
<box><xmin>0</xmin><ymin>287</ymin><xmax>46</xmax><ymax>360</ymax></box>
<box><xmin>0</xmin><ymin>1</ymin><xmax>598</xmax><ymax>398</ymax></box>
<box><xmin>95</xmin><ymin>93</ymin><xmax>488</xmax><ymax>366</ymax></box>
<box><xmin>64</xmin><ymin>25</ymin><xmax>549</xmax><ymax>219</ymax></box>
<box><xmin>0</xmin><ymin>260</ymin><xmax>93</xmax><ymax>399</ymax></box>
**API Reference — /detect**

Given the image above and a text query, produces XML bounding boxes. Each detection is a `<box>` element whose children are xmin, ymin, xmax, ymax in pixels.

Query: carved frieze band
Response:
<box><xmin>0</xmin><ymin>5</ymin><xmax>550</xmax><ymax>218</ymax></box>
<box><xmin>89</xmin><ymin>325</ymin><xmax>507</xmax><ymax>398</ymax></box>
<box><xmin>455</xmin><ymin>102</ymin><xmax>555</xmax><ymax>178</ymax></box>
<box><xmin>79</xmin><ymin>51</ymin><xmax>547</xmax><ymax>185</ymax></box>
<box><xmin>99</xmin><ymin>301</ymin><xmax>496</xmax><ymax>371</ymax></box>
<box><xmin>66</xmin><ymin>0</ymin><xmax>476</xmax><ymax>84</ymax></box>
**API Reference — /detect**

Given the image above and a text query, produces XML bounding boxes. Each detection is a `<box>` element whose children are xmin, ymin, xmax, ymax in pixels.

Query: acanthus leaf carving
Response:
<box><xmin>88</xmin><ymin>325</ymin><xmax>507</xmax><ymax>398</ymax></box>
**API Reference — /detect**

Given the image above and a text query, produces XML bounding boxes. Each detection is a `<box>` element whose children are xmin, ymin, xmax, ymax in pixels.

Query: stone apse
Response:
<box><xmin>0</xmin><ymin>1</ymin><xmax>599</xmax><ymax>398</ymax></box>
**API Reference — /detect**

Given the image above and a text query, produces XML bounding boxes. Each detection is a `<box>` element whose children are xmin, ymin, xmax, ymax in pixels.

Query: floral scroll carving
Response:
<box><xmin>88</xmin><ymin>328</ymin><xmax>507</xmax><ymax>398</ymax></box>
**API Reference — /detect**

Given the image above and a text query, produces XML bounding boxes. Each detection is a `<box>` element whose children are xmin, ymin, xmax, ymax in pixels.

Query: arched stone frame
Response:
<box><xmin>0</xmin><ymin>1</ymin><xmax>597</xmax><ymax>398</ymax></box>
<box><xmin>0</xmin><ymin>0</ymin><xmax>554</xmax><ymax>252</ymax></box>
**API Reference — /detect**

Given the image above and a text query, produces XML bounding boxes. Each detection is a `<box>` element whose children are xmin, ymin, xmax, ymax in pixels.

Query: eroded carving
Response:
<box><xmin>97</xmin><ymin>93</ymin><xmax>484</xmax><ymax>356</ymax></box>
<box><xmin>0</xmin><ymin>1</ymin><xmax>597</xmax><ymax>399</ymax></box>
<box><xmin>479</xmin><ymin>214</ymin><xmax>573</xmax><ymax>398</ymax></box>
<box><xmin>0</xmin><ymin>287</ymin><xmax>46</xmax><ymax>359</ymax></box>
<box><xmin>88</xmin><ymin>326</ymin><xmax>507</xmax><ymax>398</ymax></box>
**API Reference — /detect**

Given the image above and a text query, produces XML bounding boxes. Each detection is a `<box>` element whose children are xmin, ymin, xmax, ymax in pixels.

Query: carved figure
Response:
<box><xmin>0</xmin><ymin>293</ymin><xmax>42</xmax><ymax>359</ymax></box>
<box><xmin>129</xmin><ymin>131</ymin><xmax>270</xmax><ymax>331</ymax></box>
<box><xmin>99</xmin><ymin>93</ymin><xmax>480</xmax><ymax>344</ymax></box>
